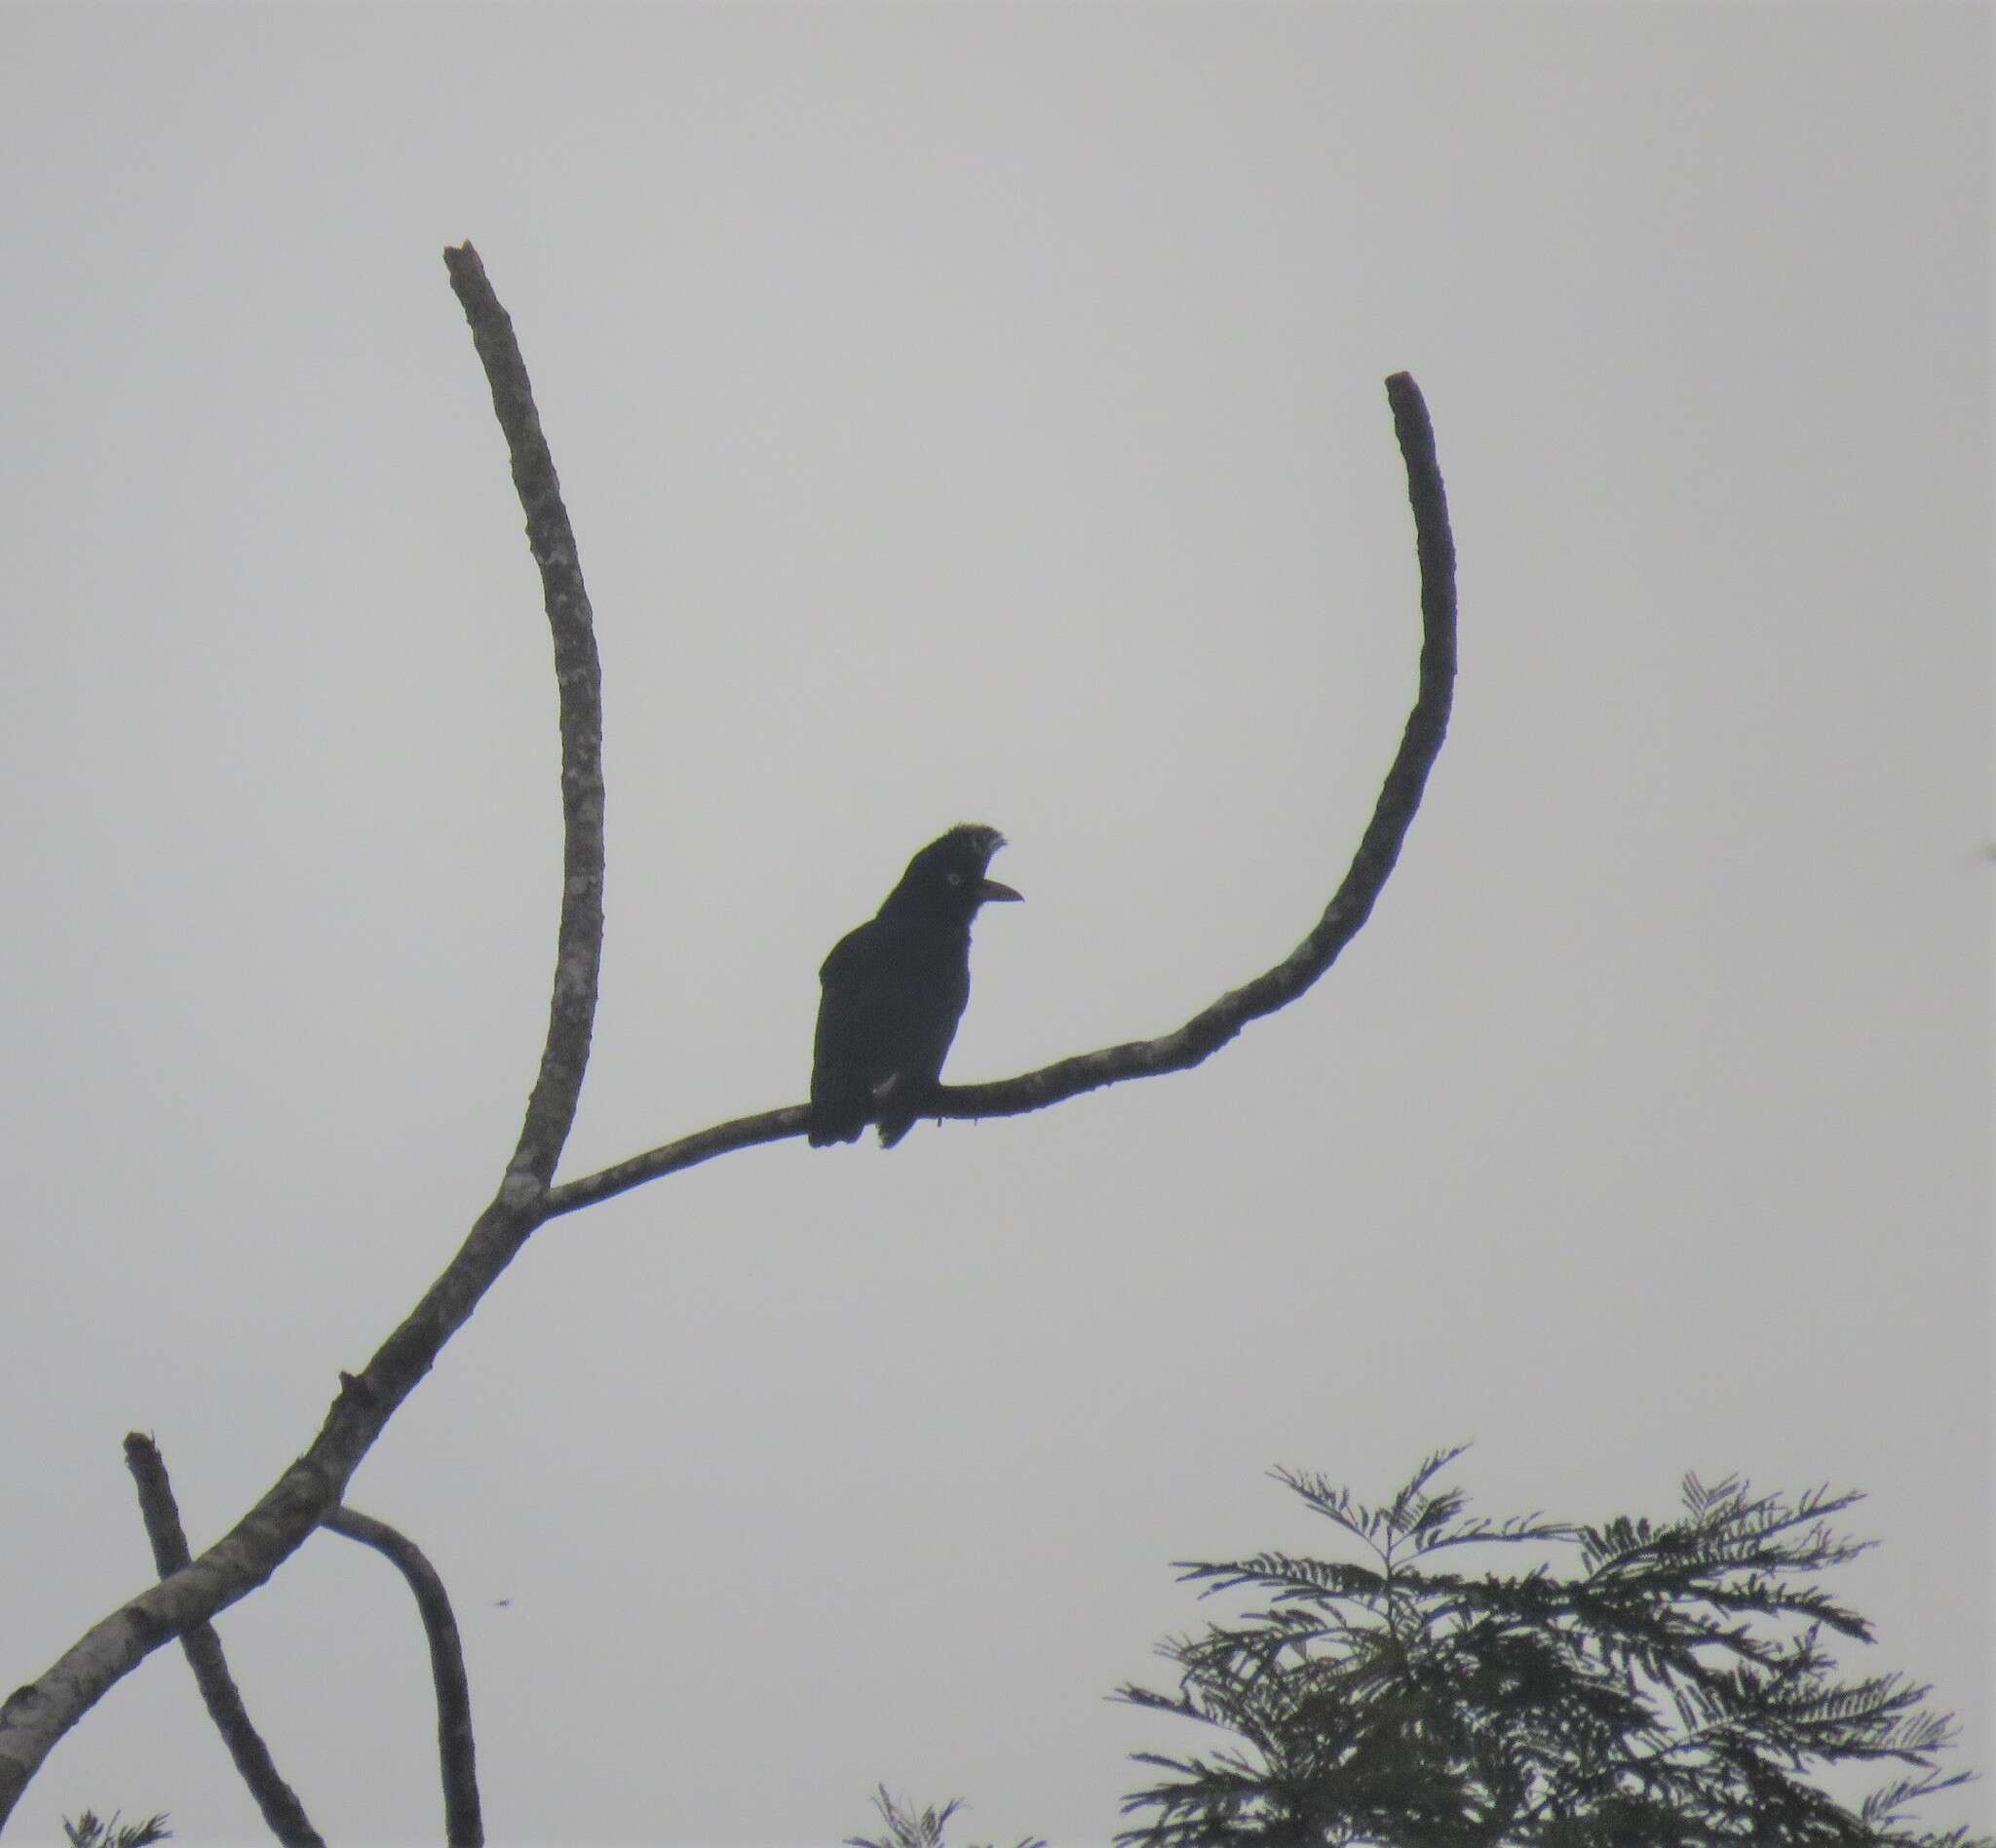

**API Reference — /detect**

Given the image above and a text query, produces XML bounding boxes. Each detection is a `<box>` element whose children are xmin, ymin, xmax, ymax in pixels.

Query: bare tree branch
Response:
<box><xmin>542</xmin><ymin>370</ymin><xmax>1455</xmax><ymax>1217</ymax></box>
<box><xmin>441</xmin><ymin>242</ymin><xmax>608</xmax><ymax>1188</ymax></box>
<box><xmin>0</xmin><ymin>242</ymin><xmax>606</xmax><ymax>1825</ymax></box>
<box><xmin>121</xmin><ymin>1437</ymin><xmax>324</xmax><ymax>1848</ymax></box>
<box><xmin>0</xmin><ymin>244</ymin><xmax>1453</xmax><ymax>1828</ymax></box>
<box><xmin>322</xmin><ymin>1508</ymin><xmax>481</xmax><ymax>1847</ymax></box>
<box><xmin>542</xmin><ymin>1106</ymin><xmax>808</xmax><ymax>1217</ymax></box>
<box><xmin>933</xmin><ymin>371</ymin><xmax>1455</xmax><ymax>1120</ymax></box>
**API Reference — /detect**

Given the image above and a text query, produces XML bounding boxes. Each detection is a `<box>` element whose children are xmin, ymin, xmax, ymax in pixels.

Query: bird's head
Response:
<box><xmin>878</xmin><ymin>823</ymin><xmax>1023</xmax><ymax>924</ymax></box>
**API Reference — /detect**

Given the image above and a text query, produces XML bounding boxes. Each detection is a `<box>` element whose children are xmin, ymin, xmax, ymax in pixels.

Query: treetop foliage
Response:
<box><xmin>61</xmin><ymin>1814</ymin><xmax>171</xmax><ymax>1848</ymax></box>
<box><xmin>1113</xmin><ymin>1448</ymin><xmax>1988</xmax><ymax>1848</ymax></box>
<box><xmin>846</xmin><ymin>1785</ymin><xmax>1047</xmax><ymax>1848</ymax></box>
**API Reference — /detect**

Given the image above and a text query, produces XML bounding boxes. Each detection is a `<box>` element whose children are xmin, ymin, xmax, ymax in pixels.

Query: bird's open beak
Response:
<box><xmin>979</xmin><ymin>878</ymin><xmax>1023</xmax><ymax>903</ymax></box>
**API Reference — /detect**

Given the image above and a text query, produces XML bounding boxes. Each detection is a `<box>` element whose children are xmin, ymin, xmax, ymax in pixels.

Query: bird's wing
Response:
<box><xmin>810</xmin><ymin>918</ymin><xmax>973</xmax><ymax>1144</ymax></box>
<box><xmin>809</xmin><ymin>920</ymin><xmax>903</xmax><ymax>1143</ymax></box>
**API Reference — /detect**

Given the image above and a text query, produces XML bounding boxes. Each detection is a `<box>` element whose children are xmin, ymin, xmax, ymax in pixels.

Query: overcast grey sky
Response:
<box><xmin>1</xmin><ymin>4</ymin><xmax>1987</xmax><ymax>1844</ymax></box>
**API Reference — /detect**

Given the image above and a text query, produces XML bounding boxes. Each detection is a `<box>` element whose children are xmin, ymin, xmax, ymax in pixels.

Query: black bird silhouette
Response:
<box><xmin>808</xmin><ymin>824</ymin><xmax>1022</xmax><ymax>1148</ymax></box>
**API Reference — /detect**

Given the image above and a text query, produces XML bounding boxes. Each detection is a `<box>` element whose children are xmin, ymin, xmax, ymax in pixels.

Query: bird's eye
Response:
<box><xmin>946</xmin><ymin>870</ymin><xmax>964</xmax><ymax>885</ymax></box>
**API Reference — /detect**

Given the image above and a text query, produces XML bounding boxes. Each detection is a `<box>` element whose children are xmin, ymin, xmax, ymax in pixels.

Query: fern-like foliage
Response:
<box><xmin>1116</xmin><ymin>1452</ymin><xmax>1987</xmax><ymax>1847</ymax></box>
<box><xmin>62</xmin><ymin>1814</ymin><xmax>172</xmax><ymax>1848</ymax></box>
<box><xmin>845</xmin><ymin>1785</ymin><xmax>1047</xmax><ymax>1848</ymax></box>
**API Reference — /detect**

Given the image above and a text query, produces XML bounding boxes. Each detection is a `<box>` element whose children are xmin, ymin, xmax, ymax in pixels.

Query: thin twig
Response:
<box><xmin>544</xmin><ymin>370</ymin><xmax>1456</xmax><ymax>1216</ymax></box>
<box><xmin>0</xmin><ymin>242</ymin><xmax>607</xmax><ymax>1823</ymax></box>
<box><xmin>544</xmin><ymin>1106</ymin><xmax>806</xmax><ymax>1216</ymax></box>
<box><xmin>121</xmin><ymin>1437</ymin><xmax>324</xmax><ymax>1848</ymax></box>
<box><xmin>323</xmin><ymin>1508</ymin><xmax>481</xmax><ymax>1846</ymax></box>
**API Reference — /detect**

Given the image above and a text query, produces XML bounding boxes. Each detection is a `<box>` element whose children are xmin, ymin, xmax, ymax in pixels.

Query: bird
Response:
<box><xmin>808</xmin><ymin>824</ymin><xmax>1022</xmax><ymax>1148</ymax></box>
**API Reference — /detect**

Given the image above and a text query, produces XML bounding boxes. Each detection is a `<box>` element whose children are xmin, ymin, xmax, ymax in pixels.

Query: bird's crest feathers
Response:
<box><xmin>939</xmin><ymin>823</ymin><xmax>1006</xmax><ymax>862</ymax></box>
<box><xmin>876</xmin><ymin>823</ymin><xmax>1012</xmax><ymax>916</ymax></box>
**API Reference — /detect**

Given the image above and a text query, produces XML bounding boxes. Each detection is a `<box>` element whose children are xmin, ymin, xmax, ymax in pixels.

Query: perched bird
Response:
<box><xmin>808</xmin><ymin>824</ymin><xmax>1022</xmax><ymax>1148</ymax></box>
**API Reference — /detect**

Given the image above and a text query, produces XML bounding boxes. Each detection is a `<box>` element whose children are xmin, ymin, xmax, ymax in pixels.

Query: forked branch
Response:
<box><xmin>0</xmin><ymin>255</ymin><xmax>1455</xmax><ymax>1829</ymax></box>
<box><xmin>0</xmin><ymin>242</ymin><xmax>605</xmax><ymax>1824</ymax></box>
<box><xmin>540</xmin><ymin>370</ymin><xmax>1455</xmax><ymax>1217</ymax></box>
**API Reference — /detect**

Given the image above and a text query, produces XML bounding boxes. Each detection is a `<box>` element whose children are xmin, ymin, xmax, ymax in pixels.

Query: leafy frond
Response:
<box><xmin>1175</xmin><ymin>1552</ymin><xmax>1392</xmax><ymax>1607</ymax></box>
<box><xmin>62</xmin><ymin>1817</ymin><xmax>172</xmax><ymax>1848</ymax></box>
<box><xmin>845</xmin><ymin>1789</ymin><xmax>1047</xmax><ymax>1848</ymax></box>
<box><xmin>845</xmin><ymin>1787</ymin><xmax>963</xmax><ymax>1848</ymax></box>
